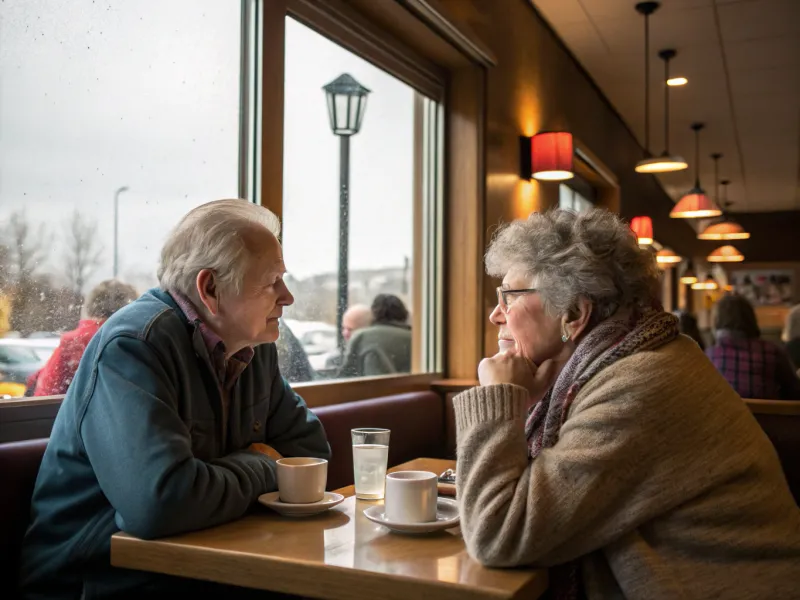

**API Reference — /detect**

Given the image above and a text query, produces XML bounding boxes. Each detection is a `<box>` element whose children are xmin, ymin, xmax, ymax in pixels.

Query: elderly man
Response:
<box><xmin>18</xmin><ymin>199</ymin><xmax>330</xmax><ymax>599</ymax></box>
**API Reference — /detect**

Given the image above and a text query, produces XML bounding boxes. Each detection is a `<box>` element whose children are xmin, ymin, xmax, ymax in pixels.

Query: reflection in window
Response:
<box><xmin>280</xmin><ymin>17</ymin><xmax>441</xmax><ymax>382</ymax></box>
<box><xmin>558</xmin><ymin>184</ymin><xmax>594</xmax><ymax>213</ymax></box>
<box><xmin>0</xmin><ymin>0</ymin><xmax>241</xmax><ymax>397</ymax></box>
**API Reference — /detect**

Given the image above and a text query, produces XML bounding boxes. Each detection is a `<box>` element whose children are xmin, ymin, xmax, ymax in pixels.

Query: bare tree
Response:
<box><xmin>5</xmin><ymin>210</ymin><xmax>46</xmax><ymax>282</ymax></box>
<box><xmin>63</xmin><ymin>210</ymin><xmax>104</xmax><ymax>295</ymax></box>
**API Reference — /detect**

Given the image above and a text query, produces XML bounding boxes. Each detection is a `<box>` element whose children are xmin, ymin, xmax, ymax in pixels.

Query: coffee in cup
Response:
<box><xmin>384</xmin><ymin>470</ymin><xmax>438</xmax><ymax>523</ymax></box>
<box><xmin>276</xmin><ymin>457</ymin><xmax>328</xmax><ymax>504</ymax></box>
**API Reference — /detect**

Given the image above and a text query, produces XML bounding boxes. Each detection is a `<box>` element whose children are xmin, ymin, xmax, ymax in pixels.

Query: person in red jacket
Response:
<box><xmin>32</xmin><ymin>280</ymin><xmax>138</xmax><ymax>396</ymax></box>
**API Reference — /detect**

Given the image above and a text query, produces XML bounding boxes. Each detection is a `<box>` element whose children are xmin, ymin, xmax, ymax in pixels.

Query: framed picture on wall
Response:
<box><xmin>729</xmin><ymin>270</ymin><xmax>794</xmax><ymax>306</ymax></box>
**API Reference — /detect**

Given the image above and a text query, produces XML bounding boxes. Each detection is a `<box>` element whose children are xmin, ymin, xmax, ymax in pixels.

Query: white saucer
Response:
<box><xmin>258</xmin><ymin>491</ymin><xmax>344</xmax><ymax>517</ymax></box>
<box><xmin>363</xmin><ymin>498</ymin><xmax>460</xmax><ymax>534</ymax></box>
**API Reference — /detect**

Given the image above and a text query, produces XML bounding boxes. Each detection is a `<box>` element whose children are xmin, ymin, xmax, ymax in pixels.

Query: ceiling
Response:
<box><xmin>529</xmin><ymin>0</ymin><xmax>800</xmax><ymax>213</ymax></box>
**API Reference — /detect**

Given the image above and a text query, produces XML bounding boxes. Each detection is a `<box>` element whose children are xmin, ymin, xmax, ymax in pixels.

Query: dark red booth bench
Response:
<box><xmin>0</xmin><ymin>390</ymin><xmax>448</xmax><ymax>600</ymax></box>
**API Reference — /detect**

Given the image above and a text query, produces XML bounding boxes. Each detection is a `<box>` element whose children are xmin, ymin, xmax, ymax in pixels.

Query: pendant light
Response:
<box><xmin>635</xmin><ymin>49</ymin><xmax>688</xmax><ymax>173</ymax></box>
<box><xmin>634</xmin><ymin>2</ymin><xmax>660</xmax><ymax>173</ymax></box>
<box><xmin>708</xmin><ymin>245</ymin><xmax>745</xmax><ymax>263</ymax></box>
<box><xmin>698</xmin><ymin>179</ymin><xmax>751</xmax><ymax>240</ymax></box>
<box><xmin>670</xmin><ymin>123</ymin><xmax>723</xmax><ymax>218</ymax></box>
<box><xmin>692</xmin><ymin>275</ymin><xmax>718</xmax><ymax>290</ymax></box>
<box><xmin>656</xmin><ymin>248</ymin><xmax>681</xmax><ymax>266</ymax></box>
<box><xmin>680</xmin><ymin>260</ymin><xmax>698</xmax><ymax>284</ymax></box>
<box><xmin>631</xmin><ymin>216</ymin><xmax>654</xmax><ymax>245</ymax></box>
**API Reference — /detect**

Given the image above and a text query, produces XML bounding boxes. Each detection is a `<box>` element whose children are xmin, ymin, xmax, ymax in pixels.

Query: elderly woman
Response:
<box><xmin>706</xmin><ymin>294</ymin><xmax>800</xmax><ymax>400</ymax></box>
<box><xmin>453</xmin><ymin>208</ymin><xmax>800</xmax><ymax>600</ymax></box>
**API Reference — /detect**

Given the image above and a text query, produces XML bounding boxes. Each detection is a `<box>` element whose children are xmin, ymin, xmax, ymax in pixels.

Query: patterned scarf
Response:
<box><xmin>525</xmin><ymin>305</ymin><xmax>680</xmax><ymax>600</ymax></box>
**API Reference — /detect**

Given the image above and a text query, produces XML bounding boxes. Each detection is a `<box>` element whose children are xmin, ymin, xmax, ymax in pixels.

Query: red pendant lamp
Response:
<box><xmin>530</xmin><ymin>131</ymin><xmax>574</xmax><ymax>181</ymax></box>
<box><xmin>630</xmin><ymin>216</ymin><xmax>654</xmax><ymax>245</ymax></box>
<box><xmin>670</xmin><ymin>123</ymin><xmax>722</xmax><ymax>219</ymax></box>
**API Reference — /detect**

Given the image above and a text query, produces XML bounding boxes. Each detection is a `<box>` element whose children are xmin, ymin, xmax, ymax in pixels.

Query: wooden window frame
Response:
<box><xmin>1</xmin><ymin>0</ymin><xmax>491</xmax><ymax>433</ymax></box>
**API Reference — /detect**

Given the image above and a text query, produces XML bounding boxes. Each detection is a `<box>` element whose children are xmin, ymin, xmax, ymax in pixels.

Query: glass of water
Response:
<box><xmin>351</xmin><ymin>428</ymin><xmax>390</xmax><ymax>500</ymax></box>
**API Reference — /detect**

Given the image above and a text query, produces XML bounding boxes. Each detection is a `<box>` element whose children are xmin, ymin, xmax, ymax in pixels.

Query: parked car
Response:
<box><xmin>0</xmin><ymin>342</ymin><xmax>44</xmax><ymax>385</ymax></box>
<box><xmin>0</xmin><ymin>337</ymin><xmax>60</xmax><ymax>363</ymax></box>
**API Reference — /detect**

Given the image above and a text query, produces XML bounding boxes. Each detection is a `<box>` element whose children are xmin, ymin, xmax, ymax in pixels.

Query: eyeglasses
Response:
<box><xmin>496</xmin><ymin>287</ymin><xmax>538</xmax><ymax>313</ymax></box>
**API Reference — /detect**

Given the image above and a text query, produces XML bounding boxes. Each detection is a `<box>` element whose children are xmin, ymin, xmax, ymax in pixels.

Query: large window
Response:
<box><xmin>278</xmin><ymin>17</ymin><xmax>442</xmax><ymax>383</ymax></box>
<box><xmin>0</xmin><ymin>0</ymin><xmax>242</xmax><ymax>397</ymax></box>
<box><xmin>0</xmin><ymin>2</ymin><xmax>443</xmax><ymax>403</ymax></box>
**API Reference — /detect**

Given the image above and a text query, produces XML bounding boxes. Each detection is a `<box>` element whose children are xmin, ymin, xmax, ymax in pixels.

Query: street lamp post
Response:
<box><xmin>113</xmin><ymin>185</ymin><xmax>129</xmax><ymax>278</ymax></box>
<box><xmin>322</xmin><ymin>74</ymin><xmax>370</xmax><ymax>356</ymax></box>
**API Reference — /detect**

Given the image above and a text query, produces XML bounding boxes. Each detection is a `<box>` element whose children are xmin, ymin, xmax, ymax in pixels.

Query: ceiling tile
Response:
<box><xmin>724</xmin><ymin>35</ymin><xmax>800</xmax><ymax>71</ymax></box>
<box><xmin>729</xmin><ymin>66</ymin><xmax>800</xmax><ymax>96</ymax></box>
<box><xmin>531</xmin><ymin>0</ymin><xmax>588</xmax><ymax>25</ymax></box>
<box><xmin>717</xmin><ymin>0</ymin><xmax>800</xmax><ymax>42</ymax></box>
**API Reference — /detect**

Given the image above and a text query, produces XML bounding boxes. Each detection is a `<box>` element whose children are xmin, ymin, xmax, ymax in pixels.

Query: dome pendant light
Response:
<box><xmin>691</xmin><ymin>275</ymin><xmax>718</xmax><ymax>290</ymax></box>
<box><xmin>680</xmin><ymin>260</ymin><xmax>698</xmax><ymax>285</ymax></box>
<box><xmin>708</xmin><ymin>245</ymin><xmax>745</xmax><ymax>263</ymax></box>
<box><xmin>670</xmin><ymin>123</ymin><xmax>723</xmax><ymax>218</ymax></box>
<box><xmin>636</xmin><ymin>49</ymin><xmax>688</xmax><ymax>173</ymax></box>
<box><xmin>698</xmin><ymin>179</ymin><xmax>751</xmax><ymax>240</ymax></box>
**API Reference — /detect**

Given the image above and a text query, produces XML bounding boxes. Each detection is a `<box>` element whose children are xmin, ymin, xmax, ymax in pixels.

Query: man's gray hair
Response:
<box><xmin>485</xmin><ymin>208</ymin><xmax>661</xmax><ymax>324</ymax></box>
<box><xmin>158</xmin><ymin>199</ymin><xmax>281</xmax><ymax>298</ymax></box>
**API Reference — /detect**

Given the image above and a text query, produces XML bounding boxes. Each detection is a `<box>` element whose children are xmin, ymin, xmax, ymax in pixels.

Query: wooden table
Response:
<box><xmin>111</xmin><ymin>458</ymin><xmax>547</xmax><ymax>600</ymax></box>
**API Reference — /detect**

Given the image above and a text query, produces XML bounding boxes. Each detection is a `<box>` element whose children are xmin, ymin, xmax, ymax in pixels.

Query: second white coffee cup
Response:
<box><xmin>276</xmin><ymin>457</ymin><xmax>328</xmax><ymax>504</ymax></box>
<box><xmin>384</xmin><ymin>470</ymin><xmax>438</xmax><ymax>523</ymax></box>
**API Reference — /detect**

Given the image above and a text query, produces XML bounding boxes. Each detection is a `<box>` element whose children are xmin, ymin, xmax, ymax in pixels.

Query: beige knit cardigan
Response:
<box><xmin>453</xmin><ymin>336</ymin><xmax>800</xmax><ymax>599</ymax></box>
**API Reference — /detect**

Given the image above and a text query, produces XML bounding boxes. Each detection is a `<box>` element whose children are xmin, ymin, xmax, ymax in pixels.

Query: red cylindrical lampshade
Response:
<box><xmin>531</xmin><ymin>132</ymin><xmax>573</xmax><ymax>181</ymax></box>
<box><xmin>630</xmin><ymin>216</ymin><xmax>653</xmax><ymax>245</ymax></box>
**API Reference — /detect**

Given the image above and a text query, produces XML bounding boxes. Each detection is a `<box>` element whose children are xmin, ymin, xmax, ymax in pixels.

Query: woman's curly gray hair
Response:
<box><xmin>486</xmin><ymin>208</ymin><xmax>661</xmax><ymax>324</ymax></box>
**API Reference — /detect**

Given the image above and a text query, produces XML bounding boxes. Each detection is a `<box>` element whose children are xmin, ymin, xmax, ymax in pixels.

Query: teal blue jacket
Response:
<box><xmin>18</xmin><ymin>289</ymin><xmax>330</xmax><ymax>599</ymax></box>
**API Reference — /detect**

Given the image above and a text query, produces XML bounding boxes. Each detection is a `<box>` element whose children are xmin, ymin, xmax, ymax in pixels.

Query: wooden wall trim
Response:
<box><xmin>294</xmin><ymin>373</ymin><xmax>442</xmax><ymax>407</ymax></box>
<box><xmin>398</xmin><ymin>0</ymin><xmax>497</xmax><ymax>67</ymax></box>
<box><xmin>289</xmin><ymin>0</ymin><xmax>446</xmax><ymax>100</ymax></box>
<box><xmin>260</xmin><ymin>0</ymin><xmax>287</xmax><ymax>218</ymax></box>
<box><xmin>445</xmin><ymin>65</ymin><xmax>486</xmax><ymax>379</ymax></box>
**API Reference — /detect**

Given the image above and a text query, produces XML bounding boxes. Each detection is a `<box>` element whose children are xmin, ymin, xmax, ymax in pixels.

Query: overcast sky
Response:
<box><xmin>0</xmin><ymin>0</ymin><xmax>415</xmax><ymax>292</ymax></box>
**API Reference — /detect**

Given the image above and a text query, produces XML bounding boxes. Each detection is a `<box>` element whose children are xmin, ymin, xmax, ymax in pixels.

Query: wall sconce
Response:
<box><xmin>519</xmin><ymin>131</ymin><xmax>574</xmax><ymax>181</ymax></box>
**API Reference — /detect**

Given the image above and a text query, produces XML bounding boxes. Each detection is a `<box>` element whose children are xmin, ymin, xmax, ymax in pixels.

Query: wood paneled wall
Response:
<box><xmin>435</xmin><ymin>0</ymin><xmax>701</xmax><ymax>356</ymax></box>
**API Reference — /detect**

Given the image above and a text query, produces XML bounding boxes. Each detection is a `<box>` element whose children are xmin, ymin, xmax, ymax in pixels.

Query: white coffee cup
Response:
<box><xmin>384</xmin><ymin>470</ymin><xmax>438</xmax><ymax>524</ymax></box>
<box><xmin>276</xmin><ymin>457</ymin><xmax>328</xmax><ymax>504</ymax></box>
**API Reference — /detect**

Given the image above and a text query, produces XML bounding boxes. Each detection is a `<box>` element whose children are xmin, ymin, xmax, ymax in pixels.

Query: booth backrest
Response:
<box><xmin>0</xmin><ymin>438</ymin><xmax>48</xmax><ymax>597</ymax></box>
<box><xmin>745</xmin><ymin>399</ymin><xmax>800</xmax><ymax>505</ymax></box>
<box><xmin>312</xmin><ymin>391</ymin><xmax>445</xmax><ymax>490</ymax></box>
<box><xmin>0</xmin><ymin>391</ymin><xmax>446</xmax><ymax>597</ymax></box>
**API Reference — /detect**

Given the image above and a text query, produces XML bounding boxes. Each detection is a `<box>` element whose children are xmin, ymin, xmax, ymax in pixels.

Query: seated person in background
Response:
<box><xmin>19</xmin><ymin>199</ymin><xmax>330</xmax><ymax>600</ymax></box>
<box><xmin>673</xmin><ymin>309</ymin><xmax>705</xmax><ymax>350</ymax></box>
<box><xmin>452</xmin><ymin>208</ymin><xmax>800</xmax><ymax>600</ymax></box>
<box><xmin>338</xmin><ymin>294</ymin><xmax>411</xmax><ymax>378</ymax></box>
<box><xmin>706</xmin><ymin>294</ymin><xmax>800</xmax><ymax>400</ymax></box>
<box><xmin>324</xmin><ymin>304</ymin><xmax>372</xmax><ymax>370</ymax></box>
<box><xmin>31</xmin><ymin>279</ymin><xmax>138</xmax><ymax>396</ymax></box>
<box><xmin>782</xmin><ymin>302</ymin><xmax>800</xmax><ymax>371</ymax></box>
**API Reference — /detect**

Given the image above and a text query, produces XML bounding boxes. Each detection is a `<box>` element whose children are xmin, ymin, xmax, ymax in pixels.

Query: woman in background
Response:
<box><xmin>673</xmin><ymin>309</ymin><xmax>705</xmax><ymax>350</ymax></box>
<box><xmin>706</xmin><ymin>294</ymin><xmax>800</xmax><ymax>400</ymax></box>
<box><xmin>32</xmin><ymin>280</ymin><xmax>138</xmax><ymax>396</ymax></box>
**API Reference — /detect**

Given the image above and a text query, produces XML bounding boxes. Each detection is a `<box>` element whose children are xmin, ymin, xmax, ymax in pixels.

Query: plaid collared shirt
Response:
<box><xmin>169</xmin><ymin>291</ymin><xmax>254</xmax><ymax>399</ymax></box>
<box><xmin>706</xmin><ymin>335</ymin><xmax>800</xmax><ymax>400</ymax></box>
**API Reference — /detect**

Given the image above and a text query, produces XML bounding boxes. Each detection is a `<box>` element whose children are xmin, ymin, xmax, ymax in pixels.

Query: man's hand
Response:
<box><xmin>478</xmin><ymin>351</ymin><xmax>559</xmax><ymax>406</ymax></box>
<box><xmin>248</xmin><ymin>443</ymin><xmax>283</xmax><ymax>461</ymax></box>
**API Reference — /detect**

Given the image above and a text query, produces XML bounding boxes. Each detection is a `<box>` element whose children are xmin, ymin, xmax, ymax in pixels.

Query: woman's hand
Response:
<box><xmin>478</xmin><ymin>351</ymin><xmax>559</xmax><ymax>405</ymax></box>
